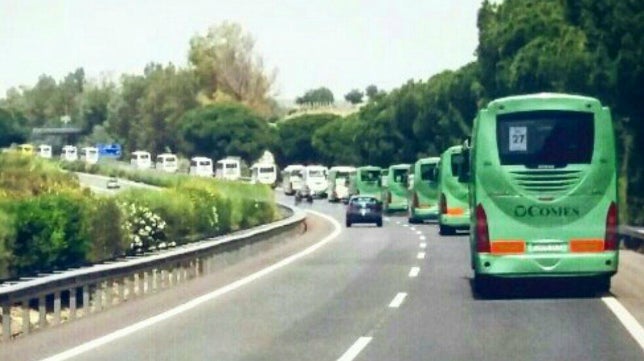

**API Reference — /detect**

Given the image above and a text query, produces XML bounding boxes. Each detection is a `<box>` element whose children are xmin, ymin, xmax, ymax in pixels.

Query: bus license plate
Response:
<box><xmin>531</xmin><ymin>243</ymin><xmax>567</xmax><ymax>253</ymax></box>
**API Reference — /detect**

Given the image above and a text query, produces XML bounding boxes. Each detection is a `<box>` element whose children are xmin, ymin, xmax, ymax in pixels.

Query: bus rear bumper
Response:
<box><xmin>411</xmin><ymin>207</ymin><xmax>439</xmax><ymax>220</ymax></box>
<box><xmin>474</xmin><ymin>252</ymin><xmax>619</xmax><ymax>278</ymax></box>
<box><xmin>439</xmin><ymin>213</ymin><xmax>470</xmax><ymax>229</ymax></box>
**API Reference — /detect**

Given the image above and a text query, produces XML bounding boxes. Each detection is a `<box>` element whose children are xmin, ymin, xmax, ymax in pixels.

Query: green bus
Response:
<box><xmin>408</xmin><ymin>157</ymin><xmax>441</xmax><ymax>223</ymax></box>
<box><xmin>438</xmin><ymin>145</ymin><xmax>470</xmax><ymax>235</ymax></box>
<box><xmin>349</xmin><ymin>166</ymin><xmax>383</xmax><ymax>201</ymax></box>
<box><xmin>468</xmin><ymin>93</ymin><xmax>618</xmax><ymax>293</ymax></box>
<box><xmin>382</xmin><ymin>164</ymin><xmax>411</xmax><ymax>213</ymax></box>
<box><xmin>380</xmin><ymin>168</ymin><xmax>389</xmax><ymax>188</ymax></box>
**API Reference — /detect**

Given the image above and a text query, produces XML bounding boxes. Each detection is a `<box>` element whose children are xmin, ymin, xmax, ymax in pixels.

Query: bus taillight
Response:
<box><xmin>476</xmin><ymin>204</ymin><xmax>490</xmax><ymax>253</ymax></box>
<box><xmin>440</xmin><ymin>193</ymin><xmax>447</xmax><ymax>214</ymax></box>
<box><xmin>604</xmin><ymin>202</ymin><xmax>618</xmax><ymax>251</ymax></box>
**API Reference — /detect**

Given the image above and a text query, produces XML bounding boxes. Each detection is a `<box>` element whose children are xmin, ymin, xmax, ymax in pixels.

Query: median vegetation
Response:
<box><xmin>0</xmin><ymin>154</ymin><xmax>279</xmax><ymax>281</ymax></box>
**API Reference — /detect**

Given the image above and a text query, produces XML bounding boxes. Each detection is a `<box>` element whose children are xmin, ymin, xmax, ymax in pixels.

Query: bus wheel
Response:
<box><xmin>439</xmin><ymin>224</ymin><xmax>455</xmax><ymax>236</ymax></box>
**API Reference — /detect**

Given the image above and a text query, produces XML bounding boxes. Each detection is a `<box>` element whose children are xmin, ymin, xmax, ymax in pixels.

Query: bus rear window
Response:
<box><xmin>392</xmin><ymin>169</ymin><xmax>408</xmax><ymax>183</ymax></box>
<box><xmin>451</xmin><ymin>154</ymin><xmax>464</xmax><ymax>177</ymax></box>
<box><xmin>420</xmin><ymin>164</ymin><xmax>437</xmax><ymax>181</ymax></box>
<box><xmin>361</xmin><ymin>170</ymin><xmax>380</xmax><ymax>182</ymax></box>
<box><xmin>497</xmin><ymin>110</ymin><xmax>594</xmax><ymax>167</ymax></box>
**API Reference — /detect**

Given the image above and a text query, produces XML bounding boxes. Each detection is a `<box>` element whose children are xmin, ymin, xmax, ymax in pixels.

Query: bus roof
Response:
<box><xmin>132</xmin><ymin>150</ymin><xmax>150</xmax><ymax>155</ymax></box>
<box><xmin>284</xmin><ymin>164</ymin><xmax>305</xmax><ymax>171</ymax></box>
<box><xmin>416</xmin><ymin>157</ymin><xmax>440</xmax><ymax>165</ymax></box>
<box><xmin>157</xmin><ymin>153</ymin><xmax>176</xmax><ymax>158</ymax></box>
<box><xmin>486</xmin><ymin>93</ymin><xmax>602</xmax><ymax>109</ymax></box>
<box><xmin>358</xmin><ymin>165</ymin><xmax>382</xmax><ymax>171</ymax></box>
<box><xmin>388</xmin><ymin>163</ymin><xmax>410</xmax><ymax>170</ymax></box>
<box><xmin>191</xmin><ymin>156</ymin><xmax>212</xmax><ymax>161</ymax></box>
<box><xmin>329</xmin><ymin>166</ymin><xmax>356</xmax><ymax>172</ymax></box>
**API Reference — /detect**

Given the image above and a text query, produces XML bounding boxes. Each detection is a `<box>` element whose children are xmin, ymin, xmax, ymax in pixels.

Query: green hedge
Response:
<box><xmin>0</xmin><ymin>154</ymin><xmax>279</xmax><ymax>280</ymax></box>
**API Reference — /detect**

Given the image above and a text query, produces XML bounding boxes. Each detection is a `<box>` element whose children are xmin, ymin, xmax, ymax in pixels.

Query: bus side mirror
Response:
<box><xmin>463</xmin><ymin>137</ymin><xmax>472</xmax><ymax>150</ymax></box>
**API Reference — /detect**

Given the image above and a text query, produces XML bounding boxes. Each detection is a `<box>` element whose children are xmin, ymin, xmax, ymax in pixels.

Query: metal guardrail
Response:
<box><xmin>0</xmin><ymin>203</ymin><xmax>305</xmax><ymax>341</ymax></box>
<box><xmin>619</xmin><ymin>225</ymin><xmax>644</xmax><ymax>250</ymax></box>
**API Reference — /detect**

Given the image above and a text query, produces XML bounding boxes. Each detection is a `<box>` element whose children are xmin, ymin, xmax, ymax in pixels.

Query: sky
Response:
<box><xmin>0</xmin><ymin>0</ymin><xmax>482</xmax><ymax>100</ymax></box>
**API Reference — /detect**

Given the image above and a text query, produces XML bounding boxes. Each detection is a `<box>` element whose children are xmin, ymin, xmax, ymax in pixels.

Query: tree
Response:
<box><xmin>179</xmin><ymin>103</ymin><xmax>276</xmax><ymax>162</ymax></box>
<box><xmin>365</xmin><ymin>84</ymin><xmax>380</xmax><ymax>101</ymax></box>
<box><xmin>275</xmin><ymin>113</ymin><xmax>339</xmax><ymax>165</ymax></box>
<box><xmin>188</xmin><ymin>21</ymin><xmax>277</xmax><ymax>115</ymax></box>
<box><xmin>344</xmin><ymin>89</ymin><xmax>364</xmax><ymax>105</ymax></box>
<box><xmin>295</xmin><ymin>87</ymin><xmax>334</xmax><ymax>106</ymax></box>
<box><xmin>0</xmin><ymin>108</ymin><xmax>27</xmax><ymax>147</ymax></box>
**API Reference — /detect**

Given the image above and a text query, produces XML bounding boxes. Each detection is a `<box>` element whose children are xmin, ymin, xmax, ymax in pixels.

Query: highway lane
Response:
<box><xmin>14</xmin><ymin>195</ymin><xmax>644</xmax><ymax>360</ymax></box>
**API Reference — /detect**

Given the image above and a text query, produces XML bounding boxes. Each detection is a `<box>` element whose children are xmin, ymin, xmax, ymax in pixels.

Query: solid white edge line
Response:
<box><xmin>389</xmin><ymin>292</ymin><xmax>408</xmax><ymax>308</ymax></box>
<box><xmin>337</xmin><ymin>337</ymin><xmax>373</xmax><ymax>361</ymax></box>
<box><xmin>39</xmin><ymin>209</ymin><xmax>342</xmax><ymax>361</ymax></box>
<box><xmin>419</xmin><ymin>242</ymin><xmax>427</xmax><ymax>249</ymax></box>
<box><xmin>602</xmin><ymin>296</ymin><xmax>644</xmax><ymax>351</ymax></box>
<box><xmin>417</xmin><ymin>252</ymin><xmax>426</xmax><ymax>259</ymax></box>
<box><xmin>409</xmin><ymin>267</ymin><xmax>420</xmax><ymax>278</ymax></box>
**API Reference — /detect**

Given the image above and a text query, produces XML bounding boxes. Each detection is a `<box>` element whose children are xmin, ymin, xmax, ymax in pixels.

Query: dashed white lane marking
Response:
<box><xmin>403</xmin><ymin>224</ymin><xmax>409</xmax><ymax>227</ymax></box>
<box><xmin>409</xmin><ymin>267</ymin><xmax>420</xmax><ymax>278</ymax></box>
<box><xmin>416</xmin><ymin>231</ymin><xmax>422</xmax><ymax>235</ymax></box>
<box><xmin>602</xmin><ymin>297</ymin><xmax>644</xmax><ymax>351</ymax></box>
<box><xmin>384</xmin><ymin>217</ymin><xmax>391</xmax><ymax>222</ymax></box>
<box><xmin>419</xmin><ymin>235</ymin><xmax>426</xmax><ymax>241</ymax></box>
<box><xmin>417</xmin><ymin>252</ymin><xmax>426</xmax><ymax>259</ymax></box>
<box><xmin>389</xmin><ymin>292</ymin><xmax>408</xmax><ymax>308</ymax></box>
<box><xmin>410</xmin><ymin>227</ymin><xmax>416</xmax><ymax>231</ymax></box>
<box><xmin>420</xmin><ymin>243</ymin><xmax>427</xmax><ymax>249</ymax></box>
<box><xmin>337</xmin><ymin>337</ymin><xmax>373</xmax><ymax>361</ymax></box>
<box><xmin>39</xmin><ymin>209</ymin><xmax>342</xmax><ymax>361</ymax></box>
<box><xmin>396</xmin><ymin>221</ymin><xmax>401</xmax><ymax>225</ymax></box>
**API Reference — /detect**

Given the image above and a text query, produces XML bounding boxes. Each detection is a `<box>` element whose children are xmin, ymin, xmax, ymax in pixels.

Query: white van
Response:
<box><xmin>281</xmin><ymin>164</ymin><xmax>305</xmax><ymax>195</ymax></box>
<box><xmin>155</xmin><ymin>153</ymin><xmax>178</xmax><ymax>173</ymax></box>
<box><xmin>251</xmin><ymin>163</ymin><xmax>277</xmax><ymax>187</ymax></box>
<box><xmin>61</xmin><ymin>145</ymin><xmax>78</xmax><ymax>162</ymax></box>
<box><xmin>304</xmin><ymin>165</ymin><xmax>328</xmax><ymax>198</ymax></box>
<box><xmin>37</xmin><ymin>144</ymin><xmax>52</xmax><ymax>159</ymax></box>
<box><xmin>82</xmin><ymin>147</ymin><xmax>99</xmax><ymax>164</ymax></box>
<box><xmin>327</xmin><ymin>166</ymin><xmax>356</xmax><ymax>202</ymax></box>
<box><xmin>131</xmin><ymin>151</ymin><xmax>152</xmax><ymax>169</ymax></box>
<box><xmin>215</xmin><ymin>157</ymin><xmax>241</xmax><ymax>180</ymax></box>
<box><xmin>189</xmin><ymin>156</ymin><xmax>213</xmax><ymax>177</ymax></box>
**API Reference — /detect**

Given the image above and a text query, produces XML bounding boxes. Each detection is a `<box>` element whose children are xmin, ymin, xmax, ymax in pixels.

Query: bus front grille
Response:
<box><xmin>509</xmin><ymin>170</ymin><xmax>582</xmax><ymax>194</ymax></box>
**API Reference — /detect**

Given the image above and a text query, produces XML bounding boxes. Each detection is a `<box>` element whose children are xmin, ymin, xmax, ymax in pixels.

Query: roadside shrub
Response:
<box><xmin>0</xmin><ymin>209</ymin><xmax>15</xmax><ymax>280</ymax></box>
<box><xmin>85</xmin><ymin>197</ymin><xmax>128</xmax><ymax>263</ymax></box>
<box><xmin>9</xmin><ymin>192</ymin><xmax>90</xmax><ymax>276</ymax></box>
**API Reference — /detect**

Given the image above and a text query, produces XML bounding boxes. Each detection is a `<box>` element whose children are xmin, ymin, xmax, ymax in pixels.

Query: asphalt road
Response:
<box><xmin>6</xmin><ymin>195</ymin><xmax>643</xmax><ymax>361</ymax></box>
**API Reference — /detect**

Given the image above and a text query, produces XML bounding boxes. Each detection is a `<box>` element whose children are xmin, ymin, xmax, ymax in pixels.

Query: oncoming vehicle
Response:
<box><xmin>468</xmin><ymin>93</ymin><xmax>618</xmax><ymax>293</ymax></box>
<box><xmin>216</xmin><ymin>157</ymin><xmax>242</xmax><ymax>181</ymax></box>
<box><xmin>408</xmin><ymin>157</ymin><xmax>440</xmax><ymax>223</ymax></box>
<box><xmin>346</xmin><ymin>195</ymin><xmax>383</xmax><ymax>227</ymax></box>
<box><xmin>251</xmin><ymin>162</ymin><xmax>277</xmax><ymax>187</ymax></box>
<box><xmin>304</xmin><ymin>165</ymin><xmax>328</xmax><ymax>198</ymax></box>
<box><xmin>282</xmin><ymin>164</ymin><xmax>305</xmax><ymax>195</ymax></box>
<box><xmin>131</xmin><ymin>151</ymin><xmax>152</xmax><ymax>169</ymax></box>
<box><xmin>106</xmin><ymin>177</ymin><xmax>120</xmax><ymax>189</ymax></box>
<box><xmin>82</xmin><ymin>146</ymin><xmax>99</xmax><ymax>164</ymax></box>
<box><xmin>349</xmin><ymin>166</ymin><xmax>382</xmax><ymax>201</ymax></box>
<box><xmin>438</xmin><ymin>145</ymin><xmax>470</xmax><ymax>235</ymax></box>
<box><xmin>61</xmin><ymin>145</ymin><xmax>78</xmax><ymax>161</ymax></box>
<box><xmin>189</xmin><ymin>156</ymin><xmax>213</xmax><ymax>177</ymax></box>
<box><xmin>327</xmin><ymin>166</ymin><xmax>356</xmax><ymax>203</ymax></box>
<box><xmin>156</xmin><ymin>153</ymin><xmax>178</xmax><ymax>173</ymax></box>
<box><xmin>37</xmin><ymin>144</ymin><xmax>52</xmax><ymax>159</ymax></box>
<box><xmin>382</xmin><ymin>164</ymin><xmax>410</xmax><ymax>213</ymax></box>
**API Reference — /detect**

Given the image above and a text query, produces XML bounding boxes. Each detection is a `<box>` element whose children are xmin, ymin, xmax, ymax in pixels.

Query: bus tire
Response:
<box><xmin>377</xmin><ymin>219</ymin><xmax>383</xmax><ymax>227</ymax></box>
<box><xmin>346</xmin><ymin>220</ymin><xmax>352</xmax><ymax>228</ymax></box>
<box><xmin>439</xmin><ymin>224</ymin><xmax>455</xmax><ymax>236</ymax></box>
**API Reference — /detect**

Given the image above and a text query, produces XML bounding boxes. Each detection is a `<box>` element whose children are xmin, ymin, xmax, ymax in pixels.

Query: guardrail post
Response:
<box><xmin>38</xmin><ymin>295</ymin><xmax>46</xmax><ymax>328</ymax></box>
<box><xmin>127</xmin><ymin>275</ymin><xmax>135</xmax><ymax>300</ymax></box>
<box><xmin>105</xmin><ymin>280</ymin><xmax>113</xmax><ymax>307</ymax></box>
<box><xmin>69</xmin><ymin>289</ymin><xmax>77</xmax><ymax>320</ymax></box>
<box><xmin>95</xmin><ymin>283</ymin><xmax>103</xmax><ymax>312</ymax></box>
<box><xmin>22</xmin><ymin>299</ymin><xmax>30</xmax><ymax>335</ymax></box>
<box><xmin>118</xmin><ymin>278</ymin><xmax>125</xmax><ymax>303</ymax></box>
<box><xmin>2</xmin><ymin>302</ymin><xmax>10</xmax><ymax>341</ymax></box>
<box><xmin>53</xmin><ymin>291</ymin><xmax>61</xmax><ymax>325</ymax></box>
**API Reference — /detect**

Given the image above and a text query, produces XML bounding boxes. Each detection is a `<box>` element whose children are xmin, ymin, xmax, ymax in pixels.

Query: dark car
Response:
<box><xmin>346</xmin><ymin>195</ymin><xmax>383</xmax><ymax>227</ymax></box>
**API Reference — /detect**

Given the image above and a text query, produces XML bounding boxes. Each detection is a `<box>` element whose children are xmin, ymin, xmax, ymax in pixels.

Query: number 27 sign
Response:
<box><xmin>509</xmin><ymin>126</ymin><xmax>527</xmax><ymax>151</ymax></box>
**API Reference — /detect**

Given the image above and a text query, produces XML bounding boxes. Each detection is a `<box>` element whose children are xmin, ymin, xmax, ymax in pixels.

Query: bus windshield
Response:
<box><xmin>308</xmin><ymin>170</ymin><xmax>324</xmax><ymax>178</ymax></box>
<box><xmin>260</xmin><ymin>167</ymin><xmax>274</xmax><ymax>173</ymax></box>
<box><xmin>496</xmin><ymin>110</ymin><xmax>594</xmax><ymax>168</ymax></box>
<box><xmin>392</xmin><ymin>169</ymin><xmax>408</xmax><ymax>183</ymax></box>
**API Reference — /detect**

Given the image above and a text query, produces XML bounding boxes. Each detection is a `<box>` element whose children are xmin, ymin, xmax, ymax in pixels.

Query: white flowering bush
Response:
<box><xmin>119</xmin><ymin>201</ymin><xmax>169</xmax><ymax>252</ymax></box>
